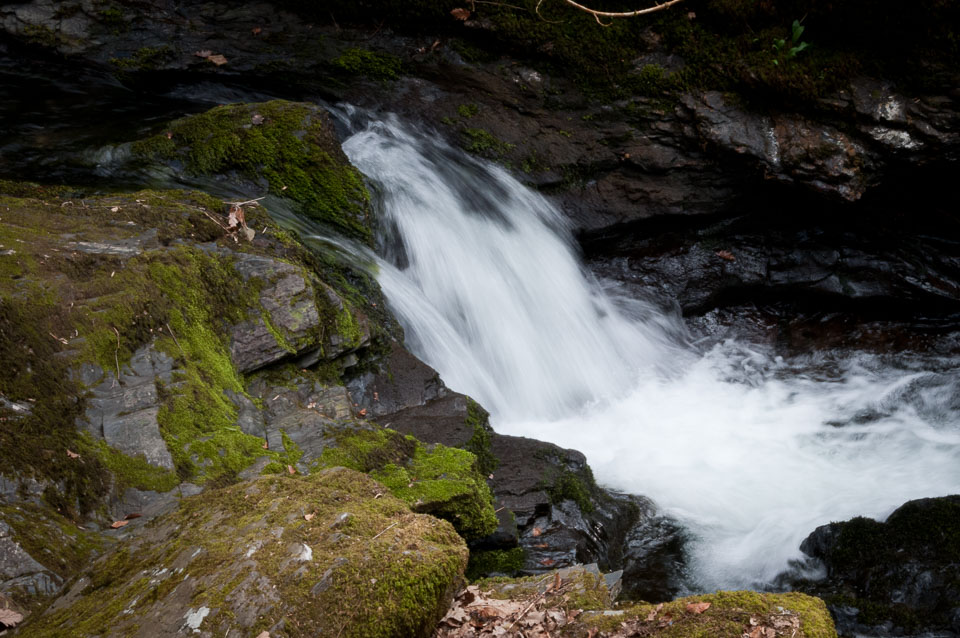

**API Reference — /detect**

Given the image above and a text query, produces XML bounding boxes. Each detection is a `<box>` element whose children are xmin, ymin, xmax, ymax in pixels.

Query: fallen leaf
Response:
<box><xmin>451</xmin><ymin>7</ymin><xmax>471</xmax><ymax>20</ymax></box>
<box><xmin>0</xmin><ymin>609</ymin><xmax>24</xmax><ymax>628</ymax></box>
<box><xmin>304</xmin><ymin>513</ymin><xmax>315</xmax><ymax>521</ymax></box>
<box><xmin>262</xmin><ymin>441</ymin><xmax>269</xmax><ymax>449</ymax></box>
<box><xmin>251</xmin><ymin>113</ymin><xmax>264</xmax><ymax>125</ymax></box>
<box><xmin>256</xmin><ymin>632</ymin><xmax>270</xmax><ymax>638</ymax></box>
<box><xmin>716</xmin><ymin>249</ymin><xmax>736</xmax><ymax>261</ymax></box>
<box><xmin>287</xmin><ymin>465</ymin><xmax>296</xmax><ymax>475</ymax></box>
<box><xmin>252</xmin><ymin>27</ymin><xmax>263</xmax><ymax>36</ymax></box>
<box><xmin>194</xmin><ymin>50</ymin><xmax>212</xmax><ymax>58</ymax></box>
<box><xmin>358</xmin><ymin>408</ymin><xmax>367</xmax><ymax>417</ymax></box>
<box><xmin>208</xmin><ymin>54</ymin><xmax>228</xmax><ymax>66</ymax></box>
<box><xmin>124</xmin><ymin>513</ymin><xmax>142</xmax><ymax>520</ymax></box>
<box><xmin>66</xmin><ymin>449</ymin><xmax>80</xmax><ymax>459</ymax></box>
<box><xmin>110</xmin><ymin>206</ymin><xmax>119</xmax><ymax>213</ymax></box>
<box><xmin>110</xmin><ymin>520</ymin><xmax>129</xmax><ymax>529</ymax></box>
<box><xmin>540</xmin><ymin>557</ymin><xmax>555</xmax><ymax>566</ymax></box>
<box><xmin>165</xmin><ymin>131</ymin><xmax>173</xmax><ymax>139</ymax></box>
<box><xmin>646</xmin><ymin>602</ymin><xmax>664</xmax><ymax>621</ymax></box>
<box><xmin>243</xmin><ymin>226</ymin><xmax>256</xmax><ymax>242</ymax></box>
<box><xmin>686</xmin><ymin>602</ymin><xmax>711</xmax><ymax>614</ymax></box>
<box><xmin>531</xmin><ymin>526</ymin><xmax>542</xmax><ymax>537</ymax></box>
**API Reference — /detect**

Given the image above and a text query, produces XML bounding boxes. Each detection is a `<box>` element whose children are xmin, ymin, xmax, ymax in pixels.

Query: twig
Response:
<box><xmin>506</xmin><ymin>593</ymin><xmax>547</xmax><ymax>632</ymax></box>
<box><xmin>372</xmin><ymin>521</ymin><xmax>399</xmax><ymax>540</ymax></box>
<box><xmin>113</xmin><ymin>327</ymin><xmax>121</xmax><ymax>379</ymax></box>
<box><xmin>166</xmin><ymin>322</ymin><xmax>185</xmax><ymax>357</ymax></box>
<box><xmin>560</xmin><ymin>0</ymin><xmax>685</xmax><ymax>22</ymax></box>
<box><xmin>200</xmin><ymin>209</ymin><xmax>230</xmax><ymax>231</ymax></box>
<box><xmin>225</xmin><ymin>196</ymin><xmax>266</xmax><ymax>207</ymax></box>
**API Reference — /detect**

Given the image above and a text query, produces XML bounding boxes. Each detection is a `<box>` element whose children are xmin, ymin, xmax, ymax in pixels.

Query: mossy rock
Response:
<box><xmin>132</xmin><ymin>100</ymin><xmax>375</xmax><ymax>243</ymax></box>
<box><xmin>0</xmin><ymin>186</ymin><xmax>365</xmax><ymax>516</ymax></box>
<box><xmin>17</xmin><ymin>468</ymin><xmax>468</xmax><ymax>637</ymax></box>
<box><xmin>579</xmin><ymin>590</ymin><xmax>837</xmax><ymax>637</ymax></box>
<box><xmin>315</xmin><ymin>426</ymin><xmax>499</xmax><ymax>541</ymax></box>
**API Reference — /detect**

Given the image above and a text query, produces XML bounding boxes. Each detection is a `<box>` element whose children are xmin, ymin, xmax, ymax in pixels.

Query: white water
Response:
<box><xmin>341</xmin><ymin>115</ymin><xmax>960</xmax><ymax>591</ymax></box>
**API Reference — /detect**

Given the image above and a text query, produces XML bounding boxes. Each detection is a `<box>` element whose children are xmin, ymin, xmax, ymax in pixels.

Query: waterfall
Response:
<box><xmin>341</xmin><ymin>114</ymin><xmax>960</xmax><ymax>591</ymax></box>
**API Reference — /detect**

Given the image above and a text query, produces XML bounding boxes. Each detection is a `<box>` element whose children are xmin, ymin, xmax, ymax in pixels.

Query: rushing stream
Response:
<box><xmin>340</xmin><ymin>113</ymin><xmax>960</xmax><ymax>591</ymax></box>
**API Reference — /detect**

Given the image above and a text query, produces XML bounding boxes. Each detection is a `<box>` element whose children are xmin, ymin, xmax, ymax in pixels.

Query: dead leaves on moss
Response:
<box><xmin>435</xmin><ymin>577</ymin><xmax>578</xmax><ymax>637</ymax></box>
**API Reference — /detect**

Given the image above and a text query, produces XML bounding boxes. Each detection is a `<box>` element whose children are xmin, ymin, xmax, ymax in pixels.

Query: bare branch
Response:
<box><xmin>559</xmin><ymin>0</ymin><xmax>685</xmax><ymax>21</ymax></box>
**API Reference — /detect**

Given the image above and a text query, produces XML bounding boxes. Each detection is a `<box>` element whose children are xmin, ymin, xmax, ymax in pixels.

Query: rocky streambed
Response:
<box><xmin>1</xmin><ymin>1</ymin><xmax>959</xmax><ymax>636</ymax></box>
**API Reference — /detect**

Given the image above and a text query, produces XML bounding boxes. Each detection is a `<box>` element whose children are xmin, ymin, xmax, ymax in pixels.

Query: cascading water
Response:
<box><xmin>341</xmin><ymin>114</ymin><xmax>960</xmax><ymax>591</ymax></box>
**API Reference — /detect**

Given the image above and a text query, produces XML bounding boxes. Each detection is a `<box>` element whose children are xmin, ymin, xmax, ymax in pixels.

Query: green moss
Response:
<box><xmin>461</xmin><ymin>128</ymin><xmax>515</xmax><ymax>159</ymax></box>
<box><xmin>456</xmin><ymin>103</ymin><xmax>479</xmax><ymax>118</ymax></box>
<box><xmin>332</xmin><ymin>48</ymin><xmax>403</xmax><ymax>81</ymax></box>
<box><xmin>465</xmin><ymin>547</ymin><xmax>525</xmax><ymax>581</ymax></box>
<box><xmin>316</xmin><ymin>427</ymin><xmax>498</xmax><ymax>541</ymax></box>
<box><xmin>97</xmin><ymin>440</ymin><xmax>180</xmax><ymax>493</ymax></box>
<box><xmin>132</xmin><ymin>101</ymin><xmax>374</xmax><ymax>243</ymax></box>
<box><xmin>583</xmin><ymin>590</ymin><xmax>836</xmax><ymax>637</ymax></box>
<box><xmin>21</xmin><ymin>24</ymin><xmax>59</xmax><ymax>47</ymax></box>
<box><xmin>462</xmin><ymin>398</ymin><xmax>497</xmax><ymax>476</ymax></box>
<box><xmin>17</xmin><ymin>469</ymin><xmax>468</xmax><ymax>638</ymax></box>
<box><xmin>109</xmin><ymin>46</ymin><xmax>172</xmax><ymax>71</ymax></box>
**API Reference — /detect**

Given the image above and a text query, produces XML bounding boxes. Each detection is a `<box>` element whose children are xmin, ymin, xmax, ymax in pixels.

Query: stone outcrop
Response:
<box><xmin>794</xmin><ymin>495</ymin><xmax>960</xmax><ymax>637</ymax></box>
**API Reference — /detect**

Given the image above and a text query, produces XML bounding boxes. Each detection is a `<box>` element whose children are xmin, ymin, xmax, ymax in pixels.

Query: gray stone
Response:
<box><xmin>0</xmin><ymin>521</ymin><xmax>63</xmax><ymax>599</ymax></box>
<box><xmin>229</xmin><ymin>314</ymin><xmax>288</xmax><ymax>374</ymax></box>
<box><xmin>83</xmin><ymin>344</ymin><xmax>176</xmax><ymax>471</ymax></box>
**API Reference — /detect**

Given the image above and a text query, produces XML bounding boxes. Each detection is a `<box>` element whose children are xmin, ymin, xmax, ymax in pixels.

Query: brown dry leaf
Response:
<box><xmin>124</xmin><ymin>513</ymin><xmax>142</xmax><ymax>520</ymax></box>
<box><xmin>646</xmin><ymin>602</ymin><xmax>664</xmax><ymax>621</ymax></box>
<box><xmin>287</xmin><ymin>465</ymin><xmax>296</xmax><ymax>475</ymax></box>
<box><xmin>110</xmin><ymin>520</ymin><xmax>129</xmax><ymax>529</ymax></box>
<box><xmin>262</xmin><ymin>441</ymin><xmax>269</xmax><ymax>449</ymax></box>
<box><xmin>450</xmin><ymin>7</ymin><xmax>471</xmax><ymax>20</ymax></box>
<box><xmin>252</xmin><ymin>27</ymin><xmax>263</xmax><ymax>36</ymax></box>
<box><xmin>531</xmin><ymin>526</ymin><xmax>542</xmax><ymax>537</ymax></box>
<box><xmin>540</xmin><ymin>557</ymin><xmax>555</xmax><ymax>567</ymax></box>
<box><xmin>165</xmin><ymin>131</ymin><xmax>173</xmax><ymax>139</ymax></box>
<box><xmin>304</xmin><ymin>513</ymin><xmax>315</xmax><ymax>521</ymax></box>
<box><xmin>0</xmin><ymin>608</ymin><xmax>24</xmax><ymax>628</ymax></box>
<box><xmin>194</xmin><ymin>50</ymin><xmax>213</xmax><ymax>58</ymax></box>
<box><xmin>716</xmin><ymin>249</ymin><xmax>736</xmax><ymax>261</ymax></box>
<box><xmin>686</xmin><ymin>602</ymin><xmax>711</xmax><ymax>614</ymax></box>
<box><xmin>208</xmin><ymin>54</ymin><xmax>228</xmax><ymax>66</ymax></box>
<box><xmin>66</xmin><ymin>449</ymin><xmax>80</xmax><ymax>459</ymax></box>
<box><xmin>358</xmin><ymin>408</ymin><xmax>367</xmax><ymax>417</ymax></box>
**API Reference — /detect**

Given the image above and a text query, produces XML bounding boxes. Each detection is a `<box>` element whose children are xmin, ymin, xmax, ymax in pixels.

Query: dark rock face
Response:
<box><xmin>794</xmin><ymin>495</ymin><xmax>960</xmax><ymax>637</ymax></box>
<box><xmin>585</xmin><ymin>207</ymin><xmax>960</xmax><ymax>316</ymax></box>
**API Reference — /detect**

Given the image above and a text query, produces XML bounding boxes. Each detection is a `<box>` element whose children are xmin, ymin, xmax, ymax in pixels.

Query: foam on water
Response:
<box><xmin>341</xmin><ymin>114</ymin><xmax>960</xmax><ymax>590</ymax></box>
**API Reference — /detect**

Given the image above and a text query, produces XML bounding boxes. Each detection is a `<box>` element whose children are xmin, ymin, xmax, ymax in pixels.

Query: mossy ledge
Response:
<box><xmin>132</xmin><ymin>100</ymin><xmax>375</xmax><ymax>243</ymax></box>
<box><xmin>315</xmin><ymin>425</ymin><xmax>499</xmax><ymax>541</ymax></box>
<box><xmin>17</xmin><ymin>468</ymin><xmax>468</xmax><ymax>638</ymax></box>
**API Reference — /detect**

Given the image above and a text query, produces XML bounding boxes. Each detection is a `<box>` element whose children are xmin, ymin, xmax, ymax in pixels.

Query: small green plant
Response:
<box><xmin>772</xmin><ymin>20</ymin><xmax>810</xmax><ymax>65</ymax></box>
<box><xmin>457</xmin><ymin>103</ymin><xmax>479</xmax><ymax>118</ymax></box>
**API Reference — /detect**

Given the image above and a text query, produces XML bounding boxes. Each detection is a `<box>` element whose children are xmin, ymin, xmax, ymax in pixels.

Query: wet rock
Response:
<box><xmin>794</xmin><ymin>495</ymin><xmax>960</xmax><ymax>637</ymax></box>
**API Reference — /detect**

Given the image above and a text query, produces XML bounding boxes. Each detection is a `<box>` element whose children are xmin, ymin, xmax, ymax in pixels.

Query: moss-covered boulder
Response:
<box><xmin>18</xmin><ymin>467</ymin><xmax>467</xmax><ymax>637</ymax></box>
<box><xmin>132</xmin><ymin>100</ymin><xmax>375</xmax><ymax>242</ymax></box>
<box><xmin>315</xmin><ymin>425</ymin><xmax>499</xmax><ymax>542</ymax></box>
